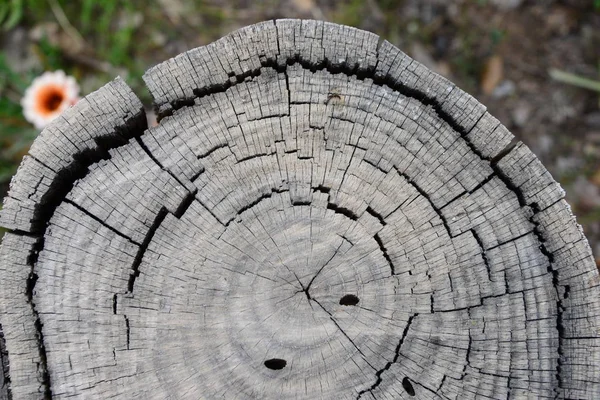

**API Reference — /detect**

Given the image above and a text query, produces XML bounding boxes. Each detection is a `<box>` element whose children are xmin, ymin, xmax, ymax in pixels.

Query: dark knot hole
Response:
<box><xmin>264</xmin><ymin>358</ymin><xmax>287</xmax><ymax>370</ymax></box>
<box><xmin>402</xmin><ymin>377</ymin><xmax>415</xmax><ymax>396</ymax></box>
<box><xmin>339</xmin><ymin>294</ymin><xmax>359</xmax><ymax>306</ymax></box>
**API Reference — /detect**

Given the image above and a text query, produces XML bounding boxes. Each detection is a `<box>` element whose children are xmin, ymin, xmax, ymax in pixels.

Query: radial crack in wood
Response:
<box><xmin>1</xmin><ymin>19</ymin><xmax>599</xmax><ymax>400</ymax></box>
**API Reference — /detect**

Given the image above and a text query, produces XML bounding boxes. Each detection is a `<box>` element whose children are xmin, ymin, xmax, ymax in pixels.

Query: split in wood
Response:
<box><xmin>0</xmin><ymin>19</ymin><xmax>597</xmax><ymax>400</ymax></box>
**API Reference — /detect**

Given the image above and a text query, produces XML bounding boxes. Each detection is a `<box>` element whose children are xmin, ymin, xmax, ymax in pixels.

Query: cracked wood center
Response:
<box><xmin>1</xmin><ymin>19</ymin><xmax>600</xmax><ymax>400</ymax></box>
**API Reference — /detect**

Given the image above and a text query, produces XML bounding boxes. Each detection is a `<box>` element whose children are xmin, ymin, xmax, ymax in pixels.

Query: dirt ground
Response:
<box><xmin>1</xmin><ymin>0</ymin><xmax>599</xmax><ymax>263</ymax></box>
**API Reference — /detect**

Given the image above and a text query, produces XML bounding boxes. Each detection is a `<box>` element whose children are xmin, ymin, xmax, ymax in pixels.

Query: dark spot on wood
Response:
<box><xmin>264</xmin><ymin>358</ymin><xmax>287</xmax><ymax>370</ymax></box>
<box><xmin>339</xmin><ymin>294</ymin><xmax>359</xmax><ymax>306</ymax></box>
<box><xmin>402</xmin><ymin>377</ymin><xmax>415</xmax><ymax>396</ymax></box>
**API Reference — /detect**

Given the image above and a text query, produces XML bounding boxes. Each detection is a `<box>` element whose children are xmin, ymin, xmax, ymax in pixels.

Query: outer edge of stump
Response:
<box><xmin>0</xmin><ymin>233</ymin><xmax>44</xmax><ymax>399</ymax></box>
<box><xmin>0</xmin><ymin>77</ymin><xmax>146</xmax><ymax>399</ymax></box>
<box><xmin>0</xmin><ymin>77</ymin><xmax>146</xmax><ymax>234</ymax></box>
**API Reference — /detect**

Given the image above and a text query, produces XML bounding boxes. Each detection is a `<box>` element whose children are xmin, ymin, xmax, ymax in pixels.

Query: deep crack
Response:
<box><xmin>374</xmin><ymin>233</ymin><xmax>395</xmax><ymax>276</ymax></box>
<box><xmin>127</xmin><ymin>207</ymin><xmax>168</xmax><ymax>293</ymax></box>
<box><xmin>356</xmin><ymin>314</ymin><xmax>418</xmax><ymax>399</ymax></box>
<box><xmin>0</xmin><ymin>322</ymin><xmax>12</xmax><ymax>400</ymax></box>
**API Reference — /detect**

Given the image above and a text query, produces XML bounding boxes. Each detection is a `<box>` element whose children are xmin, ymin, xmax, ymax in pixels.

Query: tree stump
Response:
<box><xmin>1</xmin><ymin>20</ymin><xmax>599</xmax><ymax>399</ymax></box>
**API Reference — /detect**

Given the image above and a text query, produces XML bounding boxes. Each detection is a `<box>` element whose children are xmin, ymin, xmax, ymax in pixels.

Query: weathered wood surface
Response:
<box><xmin>0</xmin><ymin>19</ymin><xmax>599</xmax><ymax>399</ymax></box>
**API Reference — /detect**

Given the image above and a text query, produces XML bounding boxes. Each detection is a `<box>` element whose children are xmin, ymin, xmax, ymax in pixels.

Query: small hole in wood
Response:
<box><xmin>339</xmin><ymin>294</ymin><xmax>359</xmax><ymax>306</ymax></box>
<box><xmin>264</xmin><ymin>358</ymin><xmax>287</xmax><ymax>370</ymax></box>
<box><xmin>402</xmin><ymin>377</ymin><xmax>415</xmax><ymax>396</ymax></box>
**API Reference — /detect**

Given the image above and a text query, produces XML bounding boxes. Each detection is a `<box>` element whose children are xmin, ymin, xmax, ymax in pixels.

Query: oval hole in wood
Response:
<box><xmin>339</xmin><ymin>294</ymin><xmax>359</xmax><ymax>306</ymax></box>
<box><xmin>264</xmin><ymin>358</ymin><xmax>287</xmax><ymax>370</ymax></box>
<box><xmin>402</xmin><ymin>377</ymin><xmax>415</xmax><ymax>396</ymax></box>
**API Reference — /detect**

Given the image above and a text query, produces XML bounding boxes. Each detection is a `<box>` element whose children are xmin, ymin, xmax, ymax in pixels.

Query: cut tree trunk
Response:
<box><xmin>1</xmin><ymin>19</ymin><xmax>599</xmax><ymax>400</ymax></box>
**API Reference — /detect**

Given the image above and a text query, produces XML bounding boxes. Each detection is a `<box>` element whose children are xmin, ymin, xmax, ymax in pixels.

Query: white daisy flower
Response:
<box><xmin>21</xmin><ymin>70</ymin><xmax>80</xmax><ymax>130</ymax></box>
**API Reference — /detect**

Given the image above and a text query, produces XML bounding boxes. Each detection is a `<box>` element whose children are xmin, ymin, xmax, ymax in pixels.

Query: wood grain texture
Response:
<box><xmin>1</xmin><ymin>19</ymin><xmax>599</xmax><ymax>399</ymax></box>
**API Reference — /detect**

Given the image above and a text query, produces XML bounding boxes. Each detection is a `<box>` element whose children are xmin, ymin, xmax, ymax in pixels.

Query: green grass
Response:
<box><xmin>549</xmin><ymin>69</ymin><xmax>600</xmax><ymax>93</ymax></box>
<box><xmin>0</xmin><ymin>0</ymin><xmax>24</xmax><ymax>31</ymax></box>
<box><xmin>332</xmin><ymin>0</ymin><xmax>365</xmax><ymax>28</ymax></box>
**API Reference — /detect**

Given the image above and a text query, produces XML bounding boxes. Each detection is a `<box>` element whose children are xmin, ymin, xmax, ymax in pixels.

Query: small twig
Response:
<box><xmin>549</xmin><ymin>68</ymin><xmax>600</xmax><ymax>93</ymax></box>
<box><xmin>47</xmin><ymin>0</ymin><xmax>85</xmax><ymax>50</ymax></box>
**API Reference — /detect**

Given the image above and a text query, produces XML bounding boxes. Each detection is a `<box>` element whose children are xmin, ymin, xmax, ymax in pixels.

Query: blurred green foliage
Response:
<box><xmin>333</xmin><ymin>0</ymin><xmax>364</xmax><ymax>28</ymax></box>
<box><xmin>0</xmin><ymin>0</ymin><xmax>23</xmax><ymax>31</ymax></box>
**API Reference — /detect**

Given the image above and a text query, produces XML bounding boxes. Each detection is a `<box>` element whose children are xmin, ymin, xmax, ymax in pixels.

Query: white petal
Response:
<box><xmin>21</xmin><ymin>70</ymin><xmax>81</xmax><ymax>129</ymax></box>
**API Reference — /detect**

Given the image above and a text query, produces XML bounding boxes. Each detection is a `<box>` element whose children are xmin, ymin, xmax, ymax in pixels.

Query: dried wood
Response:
<box><xmin>1</xmin><ymin>20</ymin><xmax>599</xmax><ymax>399</ymax></box>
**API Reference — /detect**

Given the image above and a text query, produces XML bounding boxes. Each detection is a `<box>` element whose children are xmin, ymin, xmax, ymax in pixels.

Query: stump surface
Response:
<box><xmin>1</xmin><ymin>19</ymin><xmax>599</xmax><ymax>399</ymax></box>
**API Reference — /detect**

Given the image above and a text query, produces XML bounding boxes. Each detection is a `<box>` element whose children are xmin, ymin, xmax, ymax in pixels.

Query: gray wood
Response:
<box><xmin>1</xmin><ymin>19</ymin><xmax>599</xmax><ymax>399</ymax></box>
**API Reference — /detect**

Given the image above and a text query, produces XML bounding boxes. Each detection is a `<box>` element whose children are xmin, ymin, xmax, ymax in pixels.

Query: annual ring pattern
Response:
<box><xmin>0</xmin><ymin>19</ymin><xmax>599</xmax><ymax>400</ymax></box>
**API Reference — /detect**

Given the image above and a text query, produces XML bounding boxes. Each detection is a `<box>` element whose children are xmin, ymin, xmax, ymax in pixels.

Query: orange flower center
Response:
<box><xmin>35</xmin><ymin>85</ymin><xmax>65</xmax><ymax>116</ymax></box>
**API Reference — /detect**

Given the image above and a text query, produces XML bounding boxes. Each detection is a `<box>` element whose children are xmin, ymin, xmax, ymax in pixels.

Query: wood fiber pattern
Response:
<box><xmin>0</xmin><ymin>19</ymin><xmax>598</xmax><ymax>400</ymax></box>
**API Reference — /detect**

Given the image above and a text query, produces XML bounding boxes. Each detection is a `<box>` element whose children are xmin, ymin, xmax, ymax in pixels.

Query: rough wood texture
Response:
<box><xmin>0</xmin><ymin>19</ymin><xmax>598</xmax><ymax>399</ymax></box>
